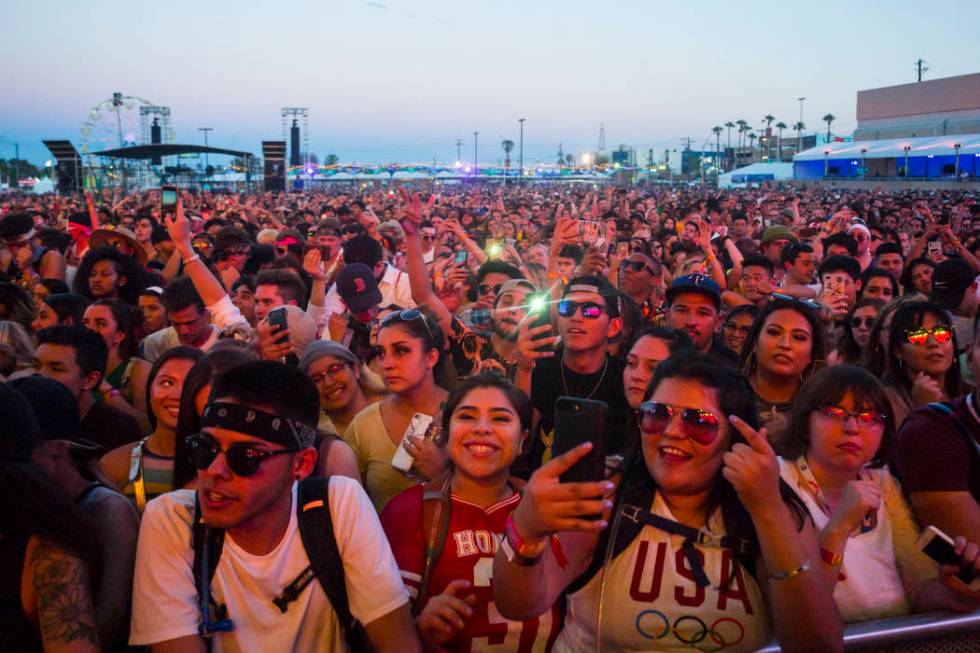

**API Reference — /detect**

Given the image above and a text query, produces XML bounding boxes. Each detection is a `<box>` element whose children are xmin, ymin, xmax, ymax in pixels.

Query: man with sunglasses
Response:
<box><xmin>516</xmin><ymin>276</ymin><xmax>630</xmax><ymax>474</ymax></box>
<box><xmin>617</xmin><ymin>253</ymin><xmax>663</xmax><ymax>323</ymax></box>
<box><xmin>130</xmin><ymin>361</ymin><xmax>418</xmax><ymax>652</ymax></box>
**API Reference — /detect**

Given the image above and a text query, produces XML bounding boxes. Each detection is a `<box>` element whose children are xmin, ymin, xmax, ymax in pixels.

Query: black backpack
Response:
<box><xmin>192</xmin><ymin>476</ymin><xmax>372</xmax><ymax>652</ymax></box>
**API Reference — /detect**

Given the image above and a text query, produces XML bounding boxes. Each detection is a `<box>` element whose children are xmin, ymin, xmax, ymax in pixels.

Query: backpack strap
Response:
<box><xmin>927</xmin><ymin>401</ymin><xmax>980</xmax><ymax>460</ymax></box>
<box><xmin>191</xmin><ymin>494</ymin><xmax>232</xmax><ymax>638</ymax></box>
<box><xmin>416</xmin><ymin>476</ymin><xmax>452</xmax><ymax>612</ymax></box>
<box><xmin>296</xmin><ymin>476</ymin><xmax>365</xmax><ymax>648</ymax></box>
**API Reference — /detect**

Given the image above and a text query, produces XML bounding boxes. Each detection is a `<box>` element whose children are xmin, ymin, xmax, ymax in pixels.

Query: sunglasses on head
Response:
<box><xmin>638</xmin><ymin>401</ymin><xmax>722</xmax><ymax>445</ymax></box>
<box><xmin>557</xmin><ymin>299</ymin><xmax>609</xmax><ymax>319</ymax></box>
<box><xmin>768</xmin><ymin>292</ymin><xmax>821</xmax><ymax>311</ymax></box>
<box><xmin>904</xmin><ymin>325</ymin><xmax>952</xmax><ymax>346</ymax></box>
<box><xmin>817</xmin><ymin>405</ymin><xmax>887</xmax><ymax>425</ymax></box>
<box><xmin>850</xmin><ymin>316</ymin><xmax>875</xmax><ymax>329</ymax></box>
<box><xmin>380</xmin><ymin>308</ymin><xmax>434</xmax><ymax>340</ymax></box>
<box><xmin>186</xmin><ymin>433</ymin><xmax>298</xmax><ymax>477</ymax></box>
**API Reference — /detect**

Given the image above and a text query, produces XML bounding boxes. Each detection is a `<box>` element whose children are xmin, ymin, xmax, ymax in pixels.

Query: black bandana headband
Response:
<box><xmin>200</xmin><ymin>401</ymin><xmax>317</xmax><ymax>449</ymax></box>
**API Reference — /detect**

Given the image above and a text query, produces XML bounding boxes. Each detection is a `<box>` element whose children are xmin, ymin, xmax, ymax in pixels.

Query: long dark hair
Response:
<box><xmin>781</xmin><ymin>365</ymin><xmax>896</xmax><ymax>467</ymax></box>
<box><xmin>171</xmin><ymin>342</ymin><xmax>257</xmax><ymax>489</ymax></box>
<box><xmin>377</xmin><ymin>308</ymin><xmax>446</xmax><ymax>377</ymax></box>
<box><xmin>861</xmin><ymin>297</ymin><xmax>910</xmax><ymax>378</ymax></box>
<box><xmin>738</xmin><ymin>297</ymin><xmax>826</xmax><ymax>380</ymax></box>
<box><xmin>42</xmin><ymin>293</ymin><xmax>90</xmax><ymax>326</ymax></box>
<box><xmin>885</xmin><ymin>300</ymin><xmax>961</xmax><ymax>399</ymax></box>
<box><xmin>619</xmin><ymin>351</ymin><xmax>806</xmax><ymax>580</ymax></box>
<box><xmin>836</xmin><ymin>298</ymin><xmax>885</xmax><ymax>365</ymax></box>
<box><xmin>88</xmin><ymin>298</ymin><xmax>139</xmax><ymax>359</ymax></box>
<box><xmin>72</xmin><ymin>246</ymin><xmax>148</xmax><ymax>304</ymax></box>
<box><xmin>144</xmin><ymin>346</ymin><xmax>204</xmax><ymax>431</ymax></box>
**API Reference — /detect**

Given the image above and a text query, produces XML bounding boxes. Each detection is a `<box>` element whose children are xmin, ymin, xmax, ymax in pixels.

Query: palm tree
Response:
<box><xmin>501</xmin><ymin>139</ymin><xmax>515</xmax><ymax>170</ymax></box>
<box><xmin>564</xmin><ymin>154</ymin><xmax>574</xmax><ymax>168</ymax></box>
<box><xmin>763</xmin><ymin>115</ymin><xmax>775</xmax><ymax>159</ymax></box>
<box><xmin>736</xmin><ymin>120</ymin><xmax>748</xmax><ymax>163</ymax></box>
<box><xmin>822</xmin><ymin>114</ymin><xmax>836</xmax><ymax>141</ymax></box>
<box><xmin>747</xmin><ymin>133</ymin><xmax>757</xmax><ymax>161</ymax></box>
<box><xmin>774</xmin><ymin>122</ymin><xmax>787</xmax><ymax>161</ymax></box>
<box><xmin>712</xmin><ymin>126</ymin><xmax>723</xmax><ymax>161</ymax></box>
<box><xmin>724</xmin><ymin>121</ymin><xmax>735</xmax><ymax>170</ymax></box>
<box><xmin>794</xmin><ymin>121</ymin><xmax>806</xmax><ymax>152</ymax></box>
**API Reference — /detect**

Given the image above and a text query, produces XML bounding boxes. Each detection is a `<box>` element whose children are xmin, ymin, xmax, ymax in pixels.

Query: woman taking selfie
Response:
<box><xmin>739</xmin><ymin>297</ymin><xmax>826</xmax><ymax>447</ymax></box>
<box><xmin>881</xmin><ymin>300</ymin><xmax>961</xmax><ymax>427</ymax></box>
<box><xmin>381</xmin><ymin>372</ymin><xmax>561</xmax><ymax>652</ymax></box>
<box><xmin>779</xmin><ymin>365</ymin><xmax>980</xmax><ymax>621</ymax></box>
<box><xmin>345</xmin><ymin>309</ymin><xmax>449</xmax><ymax>512</ymax></box>
<box><xmin>493</xmin><ymin>352</ymin><xmax>842</xmax><ymax>652</ymax></box>
<box><xmin>100</xmin><ymin>346</ymin><xmax>203</xmax><ymax>512</ymax></box>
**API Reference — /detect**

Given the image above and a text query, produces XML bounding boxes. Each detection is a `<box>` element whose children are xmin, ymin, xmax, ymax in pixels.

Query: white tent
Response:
<box><xmin>717</xmin><ymin>162</ymin><xmax>794</xmax><ymax>188</ymax></box>
<box><xmin>794</xmin><ymin>134</ymin><xmax>980</xmax><ymax>161</ymax></box>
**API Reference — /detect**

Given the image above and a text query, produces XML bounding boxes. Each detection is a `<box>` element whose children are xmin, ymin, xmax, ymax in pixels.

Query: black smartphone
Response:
<box><xmin>917</xmin><ymin>526</ymin><xmax>980</xmax><ymax>590</ymax></box>
<box><xmin>267</xmin><ymin>306</ymin><xmax>289</xmax><ymax>345</ymax></box>
<box><xmin>454</xmin><ymin>250</ymin><xmax>468</xmax><ymax>266</ymax></box>
<box><xmin>527</xmin><ymin>292</ymin><xmax>552</xmax><ymax>331</ymax></box>
<box><xmin>553</xmin><ymin>397</ymin><xmax>608</xmax><ymax>485</ymax></box>
<box><xmin>161</xmin><ymin>185</ymin><xmax>178</xmax><ymax>214</ymax></box>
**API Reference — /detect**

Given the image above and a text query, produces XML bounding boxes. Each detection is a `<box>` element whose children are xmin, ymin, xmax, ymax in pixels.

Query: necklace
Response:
<box><xmin>561</xmin><ymin>357</ymin><xmax>608</xmax><ymax>399</ymax></box>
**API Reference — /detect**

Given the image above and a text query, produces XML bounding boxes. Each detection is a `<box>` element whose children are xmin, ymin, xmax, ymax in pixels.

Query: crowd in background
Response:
<box><xmin>1</xmin><ymin>181</ymin><xmax>979</xmax><ymax>652</ymax></box>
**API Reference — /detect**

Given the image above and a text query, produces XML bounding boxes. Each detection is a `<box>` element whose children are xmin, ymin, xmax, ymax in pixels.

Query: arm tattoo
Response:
<box><xmin>29</xmin><ymin>537</ymin><xmax>100</xmax><ymax>646</ymax></box>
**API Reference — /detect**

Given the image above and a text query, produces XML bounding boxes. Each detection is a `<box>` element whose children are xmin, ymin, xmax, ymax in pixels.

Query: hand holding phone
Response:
<box><xmin>267</xmin><ymin>306</ymin><xmax>290</xmax><ymax>346</ymax></box>
<box><xmin>553</xmin><ymin>397</ymin><xmax>608</xmax><ymax>484</ymax></box>
<box><xmin>917</xmin><ymin>526</ymin><xmax>980</xmax><ymax>592</ymax></box>
<box><xmin>161</xmin><ymin>185</ymin><xmax>178</xmax><ymax>216</ymax></box>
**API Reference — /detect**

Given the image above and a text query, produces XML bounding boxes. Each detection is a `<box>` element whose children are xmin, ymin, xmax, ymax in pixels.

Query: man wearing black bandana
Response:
<box><xmin>130</xmin><ymin>361</ymin><xmax>419</xmax><ymax>652</ymax></box>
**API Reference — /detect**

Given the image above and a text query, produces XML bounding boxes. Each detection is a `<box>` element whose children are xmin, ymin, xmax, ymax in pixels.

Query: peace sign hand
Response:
<box><xmin>722</xmin><ymin>416</ymin><xmax>782</xmax><ymax>517</ymax></box>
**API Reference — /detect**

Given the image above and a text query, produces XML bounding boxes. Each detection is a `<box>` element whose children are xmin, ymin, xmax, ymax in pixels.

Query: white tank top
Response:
<box><xmin>554</xmin><ymin>493</ymin><xmax>771</xmax><ymax>652</ymax></box>
<box><xmin>778</xmin><ymin>458</ymin><xmax>910</xmax><ymax>622</ymax></box>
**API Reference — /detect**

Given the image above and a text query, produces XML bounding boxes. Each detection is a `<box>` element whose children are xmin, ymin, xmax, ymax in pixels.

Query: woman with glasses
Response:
<box><xmin>494</xmin><ymin>351</ymin><xmax>842</xmax><ymax>652</ymax></box>
<box><xmin>739</xmin><ymin>297</ymin><xmax>826</xmax><ymax>448</ymax></box>
<box><xmin>722</xmin><ymin>304</ymin><xmax>758</xmax><ymax>355</ymax></box>
<box><xmin>778</xmin><ymin>365</ymin><xmax>980</xmax><ymax>621</ymax></box>
<box><xmin>345</xmin><ymin>309</ymin><xmax>449</xmax><ymax>512</ymax></box>
<box><xmin>829</xmin><ymin>299</ymin><xmax>885</xmax><ymax>366</ymax></box>
<box><xmin>100</xmin><ymin>346</ymin><xmax>203</xmax><ymax>512</ymax></box>
<box><xmin>381</xmin><ymin>372</ymin><xmax>562</xmax><ymax>651</ymax></box>
<box><xmin>881</xmin><ymin>301</ymin><xmax>962</xmax><ymax>427</ymax></box>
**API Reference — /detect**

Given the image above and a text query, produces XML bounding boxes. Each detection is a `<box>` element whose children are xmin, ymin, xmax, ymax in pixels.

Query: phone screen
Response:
<box><xmin>161</xmin><ymin>187</ymin><xmax>177</xmax><ymax>213</ymax></box>
<box><xmin>454</xmin><ymin>250</ymin><xmax>468</xmax><ymax>265</ymax></box>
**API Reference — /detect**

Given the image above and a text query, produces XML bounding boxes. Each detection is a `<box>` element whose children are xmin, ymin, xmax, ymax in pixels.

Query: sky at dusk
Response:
<box><xmin>3</xmin><ymin>0</ymin><xmax>979</xmax><ymax>167</ymax></box>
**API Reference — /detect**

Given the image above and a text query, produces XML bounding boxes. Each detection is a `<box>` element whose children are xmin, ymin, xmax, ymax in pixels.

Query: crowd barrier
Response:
<box><xmin>756</xmin><ymin>610</ymin><xmax>980</xmax><ymax>652</ymax></box>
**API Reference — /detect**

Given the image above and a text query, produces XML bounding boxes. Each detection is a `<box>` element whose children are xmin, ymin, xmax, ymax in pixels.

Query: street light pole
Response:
<box><xmin>474</xmin><ymin>132</ymin><xmax>479</xmax><ymax>179</ymax></box>
<box><xmin>518</xmin><ymin>118</ymin><xmax>525</xmax><ymax>183</ymax></box>
<box><xmin>798</xmin><ymin>97</ymin><xmax>806</xmax><ymax>126</ymax></box>
<box><xmin>198</xmin><ymin>127</ymin><xmax>213</xmax><ymax>180</ymax></box>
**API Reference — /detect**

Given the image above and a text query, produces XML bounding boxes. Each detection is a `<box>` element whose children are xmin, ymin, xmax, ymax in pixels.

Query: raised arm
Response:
<box><xmin>398</xmin><ymin>190</ymin><xmax>453</xmax><ymax>336</ymax></box>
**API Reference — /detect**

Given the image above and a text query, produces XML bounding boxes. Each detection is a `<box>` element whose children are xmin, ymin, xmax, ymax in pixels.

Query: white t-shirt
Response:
<box><xmin>130</xmin><ymin>478</ymin><xmax>409</xmax><ymax>652</ymax></box>
<box><xmin>140</xmin><ymin>325</ymin><xmax>220</xmax><ymax>363</ymax></box>
<box><xmin>554</xmin><ymin>493</ymin><xmax>770</xmax><ymax>652</ymax></box>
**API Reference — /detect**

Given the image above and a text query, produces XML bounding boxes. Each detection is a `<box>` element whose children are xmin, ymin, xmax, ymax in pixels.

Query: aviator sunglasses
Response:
<box><xmin>186</xmin><ymin>433</ymin><xmax>299</xmax><ymax>477</ymax></box>
<box><xmin>638</xmin><ymin>401</ymin><xmax>721</xmax><ymax>445</ymax></box>
<box><xmin>903</xmin><ymin>325</ymin><xmax>952</xmax><ymax>346</ymax></box>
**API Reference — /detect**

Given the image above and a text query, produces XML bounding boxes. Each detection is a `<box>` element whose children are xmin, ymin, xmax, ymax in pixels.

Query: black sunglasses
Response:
<box><xmin>768</xmin><ymin>292</ymin><xmax>820</xmax><ymax>311</ymax></box>
<box><xmin>621</xmin><ymin>260</ymin><xmax>655</xmax><ymax>274</ymax></box>
<box><xmin>187</xmin><ymin>433</ymin><xmax>299</xmax><ymax>477</ymax></box>
<box><xmin>849</xmin><ymin>316</ymin><xmax>875</xmax><ymax>329</ymax></box>
<box><xmin>557</xmin><ymin>299</ymin><xmax>609</xmax><ymax>319</ymax></box>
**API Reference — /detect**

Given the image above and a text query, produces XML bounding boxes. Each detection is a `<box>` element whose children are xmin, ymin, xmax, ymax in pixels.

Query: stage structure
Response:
<box><xmin>262</xmin><ymin>141</ymin><xmax>287</xmax><ymax>191</ymax></box>
<box><xmin>42</xmin><ymin>140</ymin><xmax>83</xmax><ymax>194</ymax></box>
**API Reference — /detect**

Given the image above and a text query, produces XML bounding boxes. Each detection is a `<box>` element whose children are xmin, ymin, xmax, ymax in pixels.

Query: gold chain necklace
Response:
<box><xmin>561</xmin><ymin>357</ymin><xmax>608</xmax><ymax>399</ymax></box>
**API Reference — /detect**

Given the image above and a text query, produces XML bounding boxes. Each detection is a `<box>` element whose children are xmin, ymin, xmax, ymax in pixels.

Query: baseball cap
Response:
<box><xmin>10</xmin><ymin>376</ymin><xmax>104</xmax><ymax>455</ymax></box>
<box><xmin>761</xmin><ymin>225</ymin><xmax>797</xmax><ymax>245</ymax></box>
<box><xmin>336</xmin><ymin>263</ymin><xmax>382</xmax><ymax>313</ymax></box>
<box><xmin>666</xmin><ymin>274</ymin><xmax>722</xmax><ymax>308</ymax></box>
<box><xmin>930</xmin><ymin>258</ymin><xmax>976</xmax><ymax>310</ymax></box>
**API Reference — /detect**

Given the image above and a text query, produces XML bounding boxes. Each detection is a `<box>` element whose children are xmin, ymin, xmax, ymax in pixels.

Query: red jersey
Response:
<box><xmin>381</xmin><ymin>484</ymin><xmax>560</xmax><ymax>653</ymax></box>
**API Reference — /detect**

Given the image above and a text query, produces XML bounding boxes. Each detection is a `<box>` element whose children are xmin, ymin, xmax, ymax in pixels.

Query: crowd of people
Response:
<box><xmin>1</xmin><ymin>180</ymin><xmax>979</xmax><ymax>652</ymax></box>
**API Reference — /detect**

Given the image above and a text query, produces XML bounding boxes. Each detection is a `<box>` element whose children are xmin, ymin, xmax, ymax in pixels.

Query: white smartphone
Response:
<box><xmin>916</xmin><ymin>525</ymin><xmax>980</xmax><ymax>592</ymax></box>
<box><xmin>390</xmin><ymin>413</ymin><xmax>435</xmax><ymax>472</ymax></box>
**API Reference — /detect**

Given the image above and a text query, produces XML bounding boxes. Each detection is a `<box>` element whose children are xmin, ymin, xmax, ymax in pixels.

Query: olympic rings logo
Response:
<box><xmin>635</xmin><ymin>610</ymin><xmax>745</xmax><ymax>651</ymax></box>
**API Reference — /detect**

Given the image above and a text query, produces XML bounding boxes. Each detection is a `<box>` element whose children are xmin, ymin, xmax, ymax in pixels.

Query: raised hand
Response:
<box><xmin>511</xmin><ymin>442</ymin><xmax>614</xmax><ymax>543</ymax></box>
<box><xmin>939</xmin><ymin>536</ymin><xmax>980</xmax><ymax>602</ymax></box>
<box><xmin>516</xmin><ymin>321</ymin><xmax>558</xmax><ymax>372</ymax></box>
<box><xmin>405</xmin><ymin>435</ymin><xmax>449</xmax><ymax>482</ymax></box>
<box><xmin>829</xmin><ymin>480</ymin><xmax>881</xmax><ymax>535</ymax></box>
<box><xmin>723</xmin><ymin>416</ymin><xmax>781</xmax><ymax>516</ymax></box>
<box><xmin>256</xmin><ymin>317</ymin><xmax>292</xmax><ymax>360</ymax></box>
<box><xmin>416</xmin><ymin>579</ymin><xmax>477</xmax><ymax>649</ymax></box>
<box><xmin>164</xmin><ymin>197</ymin><xmax>193</xmax><ymax>252</ymax></box>
<box><xmin>303</xmin><ymin>248</ymin><xmax>326</xmax><ymax>281</ymax></box>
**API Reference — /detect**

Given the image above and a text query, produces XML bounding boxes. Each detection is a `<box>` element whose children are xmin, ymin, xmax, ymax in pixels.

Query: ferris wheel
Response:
<box><xmin>80</xmin><ymin>92</ymin><xmax>155</xmax><ymax>155</ymax></box>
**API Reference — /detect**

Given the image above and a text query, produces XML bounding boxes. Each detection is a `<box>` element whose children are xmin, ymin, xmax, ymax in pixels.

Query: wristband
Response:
<box><xmin>101</xmin><ymin>388</ymin><xmax>121</xmax><ymax>401</ymax></box>
<box><xmin>183</xmin><ymin>253</ymin><xmax>201</xmax><ymax>264</ymax></box>
<box><xmin>768</xmin><ymin>558</ymin><xmax>812</xmax><ymax>581</ymax></box>
<box><xmin>503</xmin><ymin>514</ymin><xmax>547</xmax><ymax>565</ymax></box>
